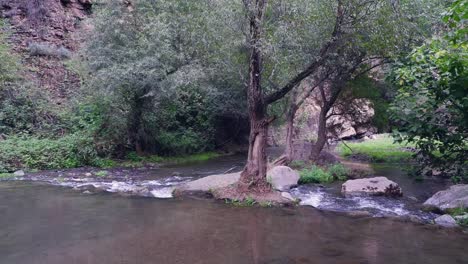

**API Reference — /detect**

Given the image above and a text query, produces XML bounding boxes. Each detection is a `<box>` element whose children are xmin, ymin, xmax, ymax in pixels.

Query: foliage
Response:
<box><xmin>299</xmin><ymin>166</ymin><xmax>333</xmax><ymax>184</ymax></box>
<box><xmin>290</xmin><ymin>160</ymin><xmax>306</xmax><ymax>170</ymax></box>
<box><xmin>390</xmin><ymin>1</ymin><xmax>467</xmax><ymax>180</ymax></box>
<box><xmin>299</xmin><ymin>164</ymin><xmax>348</xmax><ymax>184</ymax></box>
<box><xmin>338</xmin><ymin>135</ymin><xmax>414</xmax><ymax>163</ymax></box>
<box><xmin>448</xmin><ymin>207</ymin><xmax>468</xmax><ymax>227</ymax></box>
<box><xmin>28</xmin><ymin>42</ymin><xmax>71</xmax><ymax>59</ymax></box>
<box><xmin>344</xmin><ymin>76</ymin><xmax>395</xmax><ymax>132</ymax></box>
<box><xmin>327</xmin><ymin>164</ymin><xmax>348</xmax><ymax>181</ymax></box>
<box><xmin>79</xmin><ymin>0</ymin><xmax>245</xmax><ymax>156</ymax></box>
<box><xmin>0</xmin><ymin>21</ymin><xmax>63</xmax><ymax>136</ymax></box>
<box><xmin>0</xmin><ymin>134</ymin><xmax>102</xmax><ymax>173</ymax></box>
<box><xmin>0</xmin><ymin>173</ymin><xmax>14</xmax><ymax>179</ymax></box>
<box><xmin>120</xmin><ymin>152</ymin><xmax>221</xmax><ymax>168</ymax></box>
<box><xmin>225</xmin><ymin>197</ymin><xmax>257</xmax><ymax>207</ymax></box>
<box><xmin>95</xmin><ymin>170</ymin><xmax>108</xmax><ymax>177</ymax></box>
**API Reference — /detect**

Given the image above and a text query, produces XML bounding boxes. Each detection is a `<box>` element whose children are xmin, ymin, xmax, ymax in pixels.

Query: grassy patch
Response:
<box><xmin>448</xmin><ymin>207</ymin><xmax>468</xmax><ymax>227</ymax></box>
<box><xmin>337</xmin><ymin>135</ymin><xmax>414</xmax><ymax>163</ymax></box>
<box><xmin>225</xmin><ymin>197</ymin><xmax>258</xmax><ymax>207</ymax></box>
<box><xmin>299</xmin><ymin>164</ymin><xmax>349</xmax><ymax>184</ymax></box>
<box><xmin>0</xmin><ymin>173</ymin><xmax>14</xmax><ymax>179</ymax></box>
<box><xmin>119</xmin><ymin>152</ymin><xmax>222</xmax><ymax>168</ymax></box>
<box><xmin>95</xmin><ymin>170</ymin><xmax>108</xmax><ymax>177</ymax></box>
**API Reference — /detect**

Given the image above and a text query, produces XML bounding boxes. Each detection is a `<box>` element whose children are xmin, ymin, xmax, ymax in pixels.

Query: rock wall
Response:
<box><xmin>268</xmin><ymin>91</ymin><xmax>377</xmax><ymax>147</ymax></box>
<box><xmin>0</xmin><ymin>0</ymin><xmax>93</xmax><ymax>103</ymax></box>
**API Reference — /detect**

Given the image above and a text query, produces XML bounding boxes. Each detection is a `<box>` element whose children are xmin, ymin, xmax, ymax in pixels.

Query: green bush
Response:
<box><xmin>0</xmin><ymin>134</ymin><xmax>101</xmax><ymax>173</ymax></box>
<box><xmin>389</xmin><ymin>1</ymin><xmax>467</xmax><ymax>181</ymax></box>
<box><xmin>299</xmin><ymin>164</ymin><xmax>349</xmax><ymax>184</ymax></box>
<box><xmin>299</xmin><ymin>166</ymin><xmax>334</xmax><ymax>184</ymax></box>
<box><xmin>327</xmin><ymin>164</ymin><xmax>348</xmax><ymax>181</ymax></box>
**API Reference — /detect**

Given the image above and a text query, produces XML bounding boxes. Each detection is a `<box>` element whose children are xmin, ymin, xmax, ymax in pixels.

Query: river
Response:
<box><xmin>1</xmin><ymin>155</ymin><xmax>467</xmax><ymax>264</ymax></box>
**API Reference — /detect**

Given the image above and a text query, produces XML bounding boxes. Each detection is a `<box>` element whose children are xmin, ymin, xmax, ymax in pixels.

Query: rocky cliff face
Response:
<box><xmin>0</xmin><ymin>0</ymin><xmax>93</xmax><ymax>103</ymax></box>
<box><xmin>268</xmin><ymin>93</ymin><xmax>377</xmax><ymax>147</ymax></box>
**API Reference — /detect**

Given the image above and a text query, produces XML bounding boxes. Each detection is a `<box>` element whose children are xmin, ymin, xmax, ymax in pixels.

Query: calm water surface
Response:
<box><xmin>1</xmin><ymin>182</ymin><xmax>467</xmax><ymax>264</ymax></box>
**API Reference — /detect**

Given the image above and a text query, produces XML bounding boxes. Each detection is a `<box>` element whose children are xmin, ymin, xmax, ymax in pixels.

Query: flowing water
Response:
<box><xmin>291</xmin><ymin>163</ymin><xmax>451</xmax><ymax>221</ymax></box>
<box><xmin>1</xmin><ymin>182</ymin><xmax>467</xmax><ymax>264</ymax></box>
<box><xmin>1</xmin><ymin>155</ymin><xmax>467</xmax><ymax>263</ymax></box>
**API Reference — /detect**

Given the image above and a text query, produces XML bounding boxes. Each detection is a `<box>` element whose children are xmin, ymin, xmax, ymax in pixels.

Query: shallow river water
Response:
<box><xmin>1</xmin><ymin>182</ymin><xmax>468</xmax><ymax>264</ymax></box>
<box><xmin>1</xmin><ymin>154</ymin><xmax>467</xmax><ymax>264</ymax></box>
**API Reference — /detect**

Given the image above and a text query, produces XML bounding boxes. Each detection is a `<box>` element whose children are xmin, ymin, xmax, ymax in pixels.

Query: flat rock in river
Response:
<box><xmin>175</xmin><ymin>172</ymin><xmax>241</xmax><ymax>193</ymax></box>
<box><xmin>423</xmin><ymin>184</ymin><xmax>468</xmax><ymax>212</ymax></box>
<box><xmin>341</xmin><ymin>177</ymin><xmax>402</xmax><ymax>197</ymax></box>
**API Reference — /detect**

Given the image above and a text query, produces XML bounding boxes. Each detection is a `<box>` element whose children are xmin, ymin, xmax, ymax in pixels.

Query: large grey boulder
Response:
<box><xmin>341</xmin><ymin>177</ymin><xmax>402</xmax><ymax>197</ymax></box>
<box><xmin>267</xmin><ymin>166</ymin><xmax>299</xmax><ymax>191</ymax></box>
<box><xmin>13</xmin><ymin>170</ymin><xmax>25</xmax><ymax>176</ymax></box>
<box><xmin>423</xmin><ymin>185</ymin><xmax>468</xmax><ymax>212</ymax></box>
<box><xmin>434</xmin><ymin>214</ymin><xmax>458</xmax><ymax>228</ymax></box>
<box><xmin>176</xmin><ymin>172</ymin><xmax>241</xmax><ymax>192</ymax></box>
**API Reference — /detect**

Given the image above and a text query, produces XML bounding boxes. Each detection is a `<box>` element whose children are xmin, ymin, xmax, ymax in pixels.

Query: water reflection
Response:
<box><xmin>1</xmin><ymin>182</ymin><xmax>466</xmax><ymax>264</ymax></box>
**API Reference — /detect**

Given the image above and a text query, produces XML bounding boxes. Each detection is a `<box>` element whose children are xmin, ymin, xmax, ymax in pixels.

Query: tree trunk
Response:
<box><xmin>128</xmin><ymin>100</ymin><xmax>144</xmax><ymax>155</ymax></box>
<box><xmin>239</xmin><ymin>0</ymin><xmax>269</xmax><ymax>190</ymax></box>
<box><xmin>273</xmin><ymin>103</ymin><xmax>298</xmax><ymax>166</ymax></box>
<box><xmin>310</xmin><ymin>106</ymin><xmax>328</xmax><ymax>160</ymax></box>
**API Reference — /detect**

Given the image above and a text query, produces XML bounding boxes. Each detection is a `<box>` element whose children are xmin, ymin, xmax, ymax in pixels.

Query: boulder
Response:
<box><xmin>13</xmin><ymin>170</ymin><xmax>25</xmax><ymax>176</ymax></box>
<box><xmin>341</xmin><ymin>177</ymin><xmax>402</xmax><ymax>197</ymax></box>
<box><xmin>267</xmin><ymin>166</ymin><xmax>299</xmax><ymax>191</ymax></box>
<box><xmin>423</xmin><ymin>185</ymin><xmax>468</xmax><ymax>212</ymax></box>
<box><xmin>176</xmin><ymin>172</ymin><xmax>241</xmax><ymax>193</ymax></box>
<box><xmin>434</xmin><ymin>214</ymin><xmax>458</xmax><ymax>228</ymax></box>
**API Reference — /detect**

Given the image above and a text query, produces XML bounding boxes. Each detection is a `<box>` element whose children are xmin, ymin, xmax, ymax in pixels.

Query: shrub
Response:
<box><xmin>299</xmin><ymin>166</ymin><xmax>333</xmax><ymax>184</ymax></box>
<box><xmin>95</xmin><ymin>170</ymin><xmax>108</xmax><ymax>177</ymax></box>
<box><xmin>299</xmin><ymin>164</ymin><xmax>349</xmax><ymax>184</ymax></box>
<box><xmin>28</xmin><ymin>42</ymin><xmax>72</xmax><ymax>59</ymax></box>
<box><xmin>0</xmin><ymin>134</ymin><xmax>101</xmax><ymax>173</ymax></box>
<box><xmin>389</xmin><ymin>1</ymin><xmax>467</xmax><ymax>181</ymax></box>
<box><xmin>327</xmin><ymin>164</ymin><xmax>348</xmax><ymax>181</ymax></box>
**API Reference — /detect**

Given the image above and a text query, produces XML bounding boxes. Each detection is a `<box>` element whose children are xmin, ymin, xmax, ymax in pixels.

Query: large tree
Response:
<box><xmin>238</xmin><ymin>0</ymin><xmax>425</xmax><ymax>188</ymax></box>
<box><xmin>239</xmin><ymin>0</ymin><xmax>347</xmax><ymax>190</ymax></box>
<box><xmin>274</xmin><ymin>0</ymin><xmax>449</xmax><ymax>165</ymax></box>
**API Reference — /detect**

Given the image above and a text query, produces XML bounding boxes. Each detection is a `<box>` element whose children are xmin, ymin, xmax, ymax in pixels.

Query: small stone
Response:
<box><xmin>82</xmin><ymin>191</ymin><xmax>92</xmax><ymax>194</ymax></box>
<box><xmin>85</xmin><ymin>173</ymin><xmax>92</xmax><ymax>177</ymax></box>
<box><xmin>13</xmin><ymin>170</ymin><xmax>25</xmax><ymax>176</ymax></box>
<box><xmin>434</xmin><ymin>214</ymin><xmax>458</xmax><ymax>228</ymax></box>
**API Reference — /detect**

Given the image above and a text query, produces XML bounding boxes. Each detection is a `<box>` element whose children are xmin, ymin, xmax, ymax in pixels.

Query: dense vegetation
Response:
<box><xmin>0</xmin><ymin>0</ymin><xmax>465</xmax><ymax>184</ymax></box>
<box><xmin>390</xmin><ymin>0</ymin><xmax>467</xmax><ymax>181</ymax></box>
